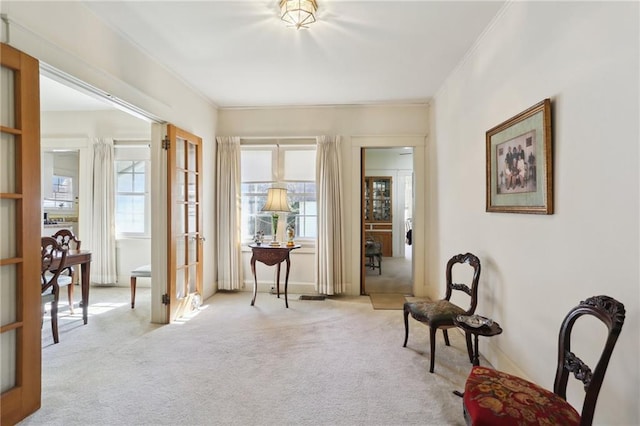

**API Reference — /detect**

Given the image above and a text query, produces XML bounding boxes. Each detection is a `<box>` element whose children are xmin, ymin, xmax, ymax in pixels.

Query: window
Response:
<box><xmin>241</xmin><ymin>143</ymin><xmax>316</xmax><ymax>242</ymax></box>
<box><xmin>114</xmin><ymin>143</ymin><xmax>150</xmax><ymax>236</ymax></box>
<box><xmin>43</xmin><ymin>175</ymin><xmax>74</xmax><ymax>209</ymax></box>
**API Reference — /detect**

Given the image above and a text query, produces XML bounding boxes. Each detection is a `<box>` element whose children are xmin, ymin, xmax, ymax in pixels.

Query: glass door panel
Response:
<box><xmin>167</xmin><ymin>125</ymin><xmax>203</xmax><ymax>320</ymax></box>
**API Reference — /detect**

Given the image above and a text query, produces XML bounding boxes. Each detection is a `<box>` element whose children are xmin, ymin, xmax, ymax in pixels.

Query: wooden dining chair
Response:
<box><xmin>52</xmin><ymin>229</ymin><xmax>80</xmax><ymax>313</ymax></box>
<box><xmin>403</xmin><ymin>253</ymin><xmax>481</xmax><ymax>373</ymax></box>
<box><xmin>462</xmin><ymin>295</ymin><xmax>625</xmax><ymax>425</ymax></box>
<box><xmin>41</xmin><ymin>236</ymin><xmax>74</xmax><ymax>344</ymax></box>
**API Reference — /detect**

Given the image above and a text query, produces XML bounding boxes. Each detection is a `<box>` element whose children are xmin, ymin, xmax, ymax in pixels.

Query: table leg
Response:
<box><xmin>284</xmin><ymin>255</ymin><xmax>291</xmax><ymax>308</ymax></box>
<box><xmin>276</xmin><ymin>262</ymin><xmax>281</xmax><ymax>299</ymax></box>
<box><xmin>250</xmin><ymin>255</ymin><xmax>258</xmax><ymax>306</ymax></box>
<box><xmin>81</xmin><ymin>261</ymin><xmax>90</xmax><ymax>324</ymax></box>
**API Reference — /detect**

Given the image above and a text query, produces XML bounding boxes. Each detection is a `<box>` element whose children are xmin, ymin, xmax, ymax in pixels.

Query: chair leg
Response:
<box><xmin>429</xmin><ymin>326</ymin><xmax>437</xmax><ymax>373</ymax></box>
<box><xmin>130</xmin><ymin>276</ymin><xmax>137</xmax><ymax>309</ymax></box>
<box><xmin>67</xmin><ymin>284</ymin><xmax>74</xmax><ymax>314</ymax></box>
<box><xmin>403</xmin><ymin>303</ymin><xmax>410</xmax><ymax>347</ymax></box>
<box><xmin>443</xmin><ymin>329</ymin><xmax>451</xmax><ymax>346</ymax></box>
<box><xmin>51</xmin><ymin>299</ymin><xmax>59</xmax><ymax>344</ymax></box>
<box><xmin>465</xmin><ymin>331</ymin><xmax>474</xmax><ymax>364</ymax></box>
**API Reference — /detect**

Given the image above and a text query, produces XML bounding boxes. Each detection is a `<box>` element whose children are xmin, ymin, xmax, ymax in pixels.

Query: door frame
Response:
<box><xmin>350</xmin><ymin>136</ymin><xmax>426</xmax><ymax>298</ymax></box>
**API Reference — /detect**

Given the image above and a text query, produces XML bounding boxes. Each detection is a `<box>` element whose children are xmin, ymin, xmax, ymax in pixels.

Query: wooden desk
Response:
<box><xmin>51</xmin><ymin>250</ymin><xmax>92</xmax><ymax>324</ymax></box>
<box><xmin>249</xmin><ymin>243</ymin><xmax>301</xmax><ymax>308</ymax></box>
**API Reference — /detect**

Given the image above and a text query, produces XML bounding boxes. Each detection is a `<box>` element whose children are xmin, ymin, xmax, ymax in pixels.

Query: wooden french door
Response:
<box><xmin>0</xmin><ymin>43</ymin><xmax>42</xmax><ymax>424</ymax></box>
<box><xmin>166</xmin><ymin>125</ymin><xmax>204</xmax><ymax>321</ymax></box>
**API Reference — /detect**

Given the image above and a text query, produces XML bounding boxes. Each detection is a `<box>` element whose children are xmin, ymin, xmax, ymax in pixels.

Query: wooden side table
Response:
<box><xmin>452</xmin><ymin>316</ymin><xmax>502</xmax><ymax>398</ymax></box>
<box><xmin>249</xmin><ymin>243</ymin><xmax>301</xmax><ymax>308</ymax></box>
<box><xmin>454</xmin><ymin>316</ymin><xmax>503</xmax><ymax>366</ymax></box>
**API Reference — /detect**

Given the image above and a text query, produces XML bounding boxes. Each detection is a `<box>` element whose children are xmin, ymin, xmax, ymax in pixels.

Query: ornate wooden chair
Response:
<box><xmin>403</xmin><ymin>252</ymin><xmax>481</xmax><ymax>373</ymax></box>
<box><xmin>462</xmin><ymin>295</ymin><xmax>625</xmax><ymax>426</ymax></box>
<box><xmin>52</xmin><ymin>229</ymin><xmax>81</xmax><ymax>312</ymax></box>
<box><xmin>41</xmin><ymin>236</ymin><xmax>74</xmax><ymax>344</ymax></box>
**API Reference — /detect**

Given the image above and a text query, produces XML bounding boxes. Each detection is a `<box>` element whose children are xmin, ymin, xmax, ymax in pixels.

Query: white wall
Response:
<box><xmin>218</xmin><ymin>105</ymin><xmax>428</xmax><ymax>295</ymax></box>
<box><xmin>430</xmin><ymin>2</ymin><xmax>639</xmax><ymax>424</ymax></box>
<box><xmin>3</xmin><ymin>1</ymin><xmax>218</xmax><ymax>322</ymax></box>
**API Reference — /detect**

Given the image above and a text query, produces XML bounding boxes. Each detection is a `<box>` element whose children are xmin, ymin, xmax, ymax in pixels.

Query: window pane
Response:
<box><xmin>133</xmin><ymin>172</ymin><xmax>145</xmax><ymax>192</ymax></box>
<box><xmin>117</xmin><ymin>172</ymin><xmax>133</xmax><ymax>192</ymax></box>
<box><xmin>115</xmin><ymin>194</ymin><xmax>145</xmax><ymax>233</ymax></box>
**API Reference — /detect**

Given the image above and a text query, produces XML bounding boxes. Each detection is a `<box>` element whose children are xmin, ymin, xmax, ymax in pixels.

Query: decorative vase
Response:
<box><xmin>270</xmin><ymin>213</ymin><xmax>280</xmax><ymax>246</ymax></box>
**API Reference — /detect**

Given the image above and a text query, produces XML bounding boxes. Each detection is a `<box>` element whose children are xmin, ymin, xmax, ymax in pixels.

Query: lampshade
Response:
<box><xmin>262</xmin><ymin>188</ymin><xmax>291</xmax><ymax>213</ymax></box>
<box><xmin>279</xmin><ymin>0</ymin><xmax>318</xmax><ymax>30</ymax></box>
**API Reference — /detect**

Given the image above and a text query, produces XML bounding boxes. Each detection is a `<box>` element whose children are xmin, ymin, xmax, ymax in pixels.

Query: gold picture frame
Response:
<box><xmin>486</xmin><ymin>99</ymin><xmax>553</xmax><ymax>214</ymax></box>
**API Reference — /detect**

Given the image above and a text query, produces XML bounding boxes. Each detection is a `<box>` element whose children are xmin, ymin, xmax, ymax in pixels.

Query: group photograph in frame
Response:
<box><xmin>486</xmin><ymin>98</ymin><xmax>553</xmax><ymax>214</ymax></box>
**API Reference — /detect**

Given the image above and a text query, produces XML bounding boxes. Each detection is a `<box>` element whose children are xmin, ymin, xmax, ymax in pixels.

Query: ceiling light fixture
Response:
<box><xmin>279</xmin><ymin>0</ymin><xmax>318</xmax><ymax>30</ymax></box>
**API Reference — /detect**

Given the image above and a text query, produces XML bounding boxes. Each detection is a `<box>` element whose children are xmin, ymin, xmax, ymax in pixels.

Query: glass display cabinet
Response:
<box><xmin>363</xmin><ymin>176</ymin><xmax>392</xmax><ymax>257</ymax></box>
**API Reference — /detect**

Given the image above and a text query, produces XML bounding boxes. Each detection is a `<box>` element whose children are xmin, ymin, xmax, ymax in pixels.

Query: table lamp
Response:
<box><xmin>262</xmin><ymin>187</ymin><xmax>291</xmax><ymax>247</ymax></box>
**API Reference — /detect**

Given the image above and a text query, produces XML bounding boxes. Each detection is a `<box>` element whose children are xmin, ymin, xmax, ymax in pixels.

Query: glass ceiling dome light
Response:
<box><xmin>280</xmin><ymin>0</ymin><xmax>318</xmax><ymax>30</ymax></box>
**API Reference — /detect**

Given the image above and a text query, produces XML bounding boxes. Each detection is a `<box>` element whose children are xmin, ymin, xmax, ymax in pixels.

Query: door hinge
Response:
<box><xmin>162</xmin><ymin>293</ymin><xmax>170</xmax><ymax>305</ymax></box>
<box><xmin>162</xmin><ymin>136</ymin><xmax>170</xmax><ymax>150</ymax></box>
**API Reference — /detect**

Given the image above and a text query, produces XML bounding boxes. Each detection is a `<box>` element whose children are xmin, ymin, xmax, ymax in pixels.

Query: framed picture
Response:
<box><xmin>486</xmin><ymin>99</ymin><xmax>553</xmax><ymax>214</ymax></box>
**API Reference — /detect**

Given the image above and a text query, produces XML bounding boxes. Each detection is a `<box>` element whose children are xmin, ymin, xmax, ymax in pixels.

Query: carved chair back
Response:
<box><xmin>41</xmin><ymin>236</ymin><xmax>68</xmax><ymax>294</ymax></box>
<box><xmin>443</xmin><ymin>252</ymin><xmax>481</xmax><ymax>315</ymax></box>
<box><xmin>553</xmin><ymin>295</ymin><xmax>625</xmax><ymax>425</ymax></box>
<box><xmin>52</xmin><ymin>229</ymin><xmax>81</xmax><ymax>251</ymax></box>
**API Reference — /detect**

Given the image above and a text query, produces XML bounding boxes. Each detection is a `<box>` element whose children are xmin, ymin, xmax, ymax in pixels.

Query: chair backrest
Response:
<box><xmin>553</xmin><ymin>295</ymin><xmax>625</xmax><ymax>425</ymax></box>
<box><xmin>444</xmin><ymin>252</ymin><xmax>481</xmax><ymax>315</ymax></box>
<box><xmin>41</xmin><ymin>236</ymin><xmax>68</xmax><ymax>294</ymax></box>
<box><xmin>52</xmin><ymin>229</ymin><xmax>81</xmax><ymax>250</ymax></box>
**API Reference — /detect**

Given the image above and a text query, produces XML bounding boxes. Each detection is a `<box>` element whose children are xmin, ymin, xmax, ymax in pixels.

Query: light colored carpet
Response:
<box><xmin>369</xmin><ymin>293</ymin><xmax>407</xmax><ymax>310</ymax></box>
<box><xmin>26</xmin><ymin>286</ymin><xmax>476</xmax><ymax>426</ymax></box>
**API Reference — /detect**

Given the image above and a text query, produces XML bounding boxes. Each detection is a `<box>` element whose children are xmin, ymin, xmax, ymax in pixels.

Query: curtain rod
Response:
<box><xmin>237</xmin><ymin>135</ymin><xmax>319</xmax><ymax>140</ymax></box>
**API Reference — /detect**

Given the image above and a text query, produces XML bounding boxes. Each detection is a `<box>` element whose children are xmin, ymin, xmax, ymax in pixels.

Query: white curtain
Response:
<box><xmin>315</xmin><ymin>135</ymin><xmax>345</xmax><ymax>295</ymax></box>
<box><xmin>91</xmin><ymin>138</ymin><xmax>117</xmax><ymax>285</ymax></box>
<box><xmin>216</xmin><ymin>136</ymin><xmax>243</xmax><ymax>290</ymax></box>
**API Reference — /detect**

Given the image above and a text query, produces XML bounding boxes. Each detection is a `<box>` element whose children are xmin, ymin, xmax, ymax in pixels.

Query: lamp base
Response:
<box><xmin>269</xmin><ymin>241</ymin><xmax>281</xmax><ymax>247</ymax></box>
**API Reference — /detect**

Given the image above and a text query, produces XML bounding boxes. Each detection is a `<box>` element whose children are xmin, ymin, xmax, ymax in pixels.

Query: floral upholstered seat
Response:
<box><xmin>464</xmin><ymin>366</ymin><xmax>580</xmax><ymax>425</ymax></box>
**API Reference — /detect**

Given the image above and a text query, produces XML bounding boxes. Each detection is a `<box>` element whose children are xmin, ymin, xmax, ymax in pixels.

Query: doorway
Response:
<box><xmin>361</xmin><ymin>147</ymin><xmax>414</xmax><ymax>296</ymax></box>
<box><xmin>40</xmin><ymin>71</ymin><xmax>153</xmax><ymax>309</ymax></box>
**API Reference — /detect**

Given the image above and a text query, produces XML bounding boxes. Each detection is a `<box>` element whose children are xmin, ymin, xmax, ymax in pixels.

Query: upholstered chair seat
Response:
<box><xmin>464</xmin><ymin>366</ymin><xmax>581</xmax><ymax>425</ymax></box>
<box><xmin>406</xmin><ymin>300</ymin><xmax>467</xmax><ymax>324</ymax></box>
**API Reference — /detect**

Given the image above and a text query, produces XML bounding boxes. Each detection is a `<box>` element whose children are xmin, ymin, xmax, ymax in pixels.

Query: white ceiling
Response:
<box><xmin>41</xmin><ymin>1</ymin><xmax>505</xmax><ymax>111</ymax></box>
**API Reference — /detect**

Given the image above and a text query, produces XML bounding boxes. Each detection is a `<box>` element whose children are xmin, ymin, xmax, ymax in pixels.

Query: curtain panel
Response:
<box><xmin>216</xmin><ymin>136</ymin><xmax>243</xmax><ymax>290</ymax></box>
<box><xmin>315</xmin><ymin>135</ymin><xmax>345</xmax><ymax>295</ymax></box>
<box><xmin>91</xmin><ymin>138</ymin><xmax>117</xmax><ymax>284</ymax></box>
